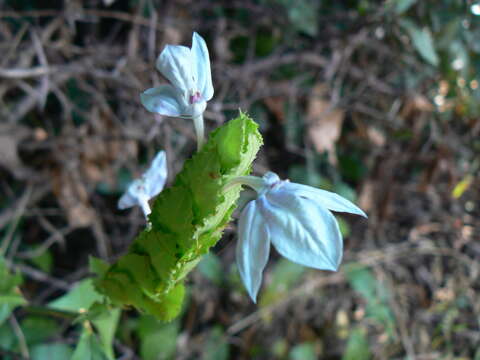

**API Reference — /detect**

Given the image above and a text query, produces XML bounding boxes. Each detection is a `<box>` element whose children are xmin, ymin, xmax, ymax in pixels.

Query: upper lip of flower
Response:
<box><xmin>140</xmin><ymin>32</ymin><xmax>214</xmax><ymax>119</ymax></box>
<box><xmin>234</xmin><ymin>171</ymin><xmax>367</xmax><ymax>302</ymax></box>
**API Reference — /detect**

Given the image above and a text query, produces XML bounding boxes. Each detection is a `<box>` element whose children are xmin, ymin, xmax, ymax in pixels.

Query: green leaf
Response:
<box><xmin>342</xmin><ymin>327</ymin><xmax>371</xmax><ymax>360</ymax></box>
<box><xmin>90</xmin><ymin>306</ymin><xmax>120</xmax><ymax>360</ymax></box>
<box><xmin>386</xmin><ymin>0</ymin><xmax>416</xmax><ymax>14</ymax></box>
<box><xmin>138</xmin><ymin>315</ymin><xmax>179</xmax><ymax>360</ymax></box>
<box><xmin>337</xmin><ymin>217</ymin><xmax>351</xmax><ymax>238</ymax></box>
<box><xmin>28</xmin><ymin>248</ymin><xmax>53</xmax><ymax>273</ymax></box>
<box><xmin>287</xmin><ymin>0</ymin><xmax>318</xmax><ymax>36</ymax></box>
<box><xmin>31</xmin><ymin>343</ymin><xmax>73</xmax><ymax>360</ymax></box>
<box><xmin>20</xmin><ymin>316</ymin><xmax>59</xmax><ymax>345</ymax></box>
<box><xmin>48</xmin><ymin>279</ymin><xmax>103</xmax><ymax>313</ymax></box>
<box><xmin>0</xmin><ymin>322</ymin><xmax>16</xmax><ymax>350</ymax></box>
<box><xmin>0</xmin><ymin>296</ymin><xmax>26</xmax><ymax>326</ymax></box>
<box><xmin>400</xmin><ymin>19</ymin><xmax>439</xmax><ymax>66</ymax></box>
<box><xmin>71</xmin><ymin>328</ymin><xmax>109</xmax><ymax>360</ymax></box>
<box><xmin>0</xmin><ymin>256</ymin><xmax>23</xmax><ymax>293</ymax></box>
<box><xmin>47</xmin><ymin>278</ymin><xmax>119</xmax><ymax>359</ymax></box>
<box><xmin>93</xmin><ymin>113</ymin><xmax>262</xmax><ymax>321</ymax></box>
<box><xmin>272</xmin><ymin>339</ymin><xmax>288</xmax><ymax>358</ymax></box>
<box><xmin>202</xmin><ymin>326</ymin><xmax>229</xmax><ymax>360</ymax></box>
<box><xmin>259</xmin><ymin>258</ymin><xmax>306</xmax><ymax>307</ymax></box>
<box><xmin>268</xmin><ymin>0</ymin><xmax>318</xmax><ymax>36</ymax></box>
<box><xmin>198</xmin><ymin>253</ymin><xmax>223</xmax><ymax>285</ymax></box>
<box><xmin>289</xmin><ymin>342</ymin><xmax>317</xmax><ymax>360</ymax></box>
<box><xmin>0</xmin><ymin>255</ymin><xmax>26</xmax><ymax>325</ymax></box>
<box><xmin>345</xmin><ymin>265</ymin><xmax>396</xmax><ymax>339</ymax></box>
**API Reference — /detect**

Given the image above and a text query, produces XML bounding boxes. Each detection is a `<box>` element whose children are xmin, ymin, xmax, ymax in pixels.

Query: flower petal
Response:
<box><xmin>156</xmin><ymin>44</ymin><xmax>195</xmax><ymax>105</ymax></box>
<box><xmin>118</xmin><ymin>179</ymin><xmax>144</xmax><ymax>209</ymax></box>
<box><xmin>236</xmin><ymin>200</ymin><xmax>271</xmax><ymax>303</ymax></box>
<box><xmin>261</xmin><ymin>190</ymin><xmax>342</xmax><ymax>271</ymax></box>
<box><xmin>235</xmin><ymin>189</ymin><xmax>257</xmax><ymax>215</ymax></box>
<box><xmin>143</xmin><ymin>150</ymin><xmax>168</xmax><ymax>198</ymax></box>
<box><xmin>140</xmin><ymin>85</ymin><xmax>183</xmax><ymax>116</ymax></box>
<box><xmin>285</xmin><ymin>182</ymin><xmax>367</xmax><ymax>218</ymax></box>
<box><xmin>191</xmin><ymin>32</ymin><xmax>214</xmax><ymax>101</ymax></box>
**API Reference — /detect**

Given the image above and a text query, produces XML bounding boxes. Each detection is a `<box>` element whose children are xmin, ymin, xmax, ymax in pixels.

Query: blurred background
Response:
<box><xmin>1</xmin><ymin>0</ymin><xmax>479</xmax><ymax>359</ymax></box>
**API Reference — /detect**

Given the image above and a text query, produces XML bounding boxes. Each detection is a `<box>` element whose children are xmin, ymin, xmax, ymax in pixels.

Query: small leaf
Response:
<box><xmin>0</xmin><ymin>256</ymin><xmax>26</xmax><ymax>325</ymax></box>
<box><xmin>0</xmin><ymin>296</ymin><xmax>27</xmax><ymax>326</ymax></box>
<box><xmin>342</xmin><ymin>327</ymin><xmax>371</xmax><ymax>360</ymax></box>
<box><xmin>90</xmin><ymin>306</ymin><xmax>120</xmax><ymax>360</ymax></box>
<box><xmin>20</xmin><ymin>316</ymin><xmax>59</xmax><ymax>346</ymax></box>
<box><xmin>452</xmin><ymin>175</ymin><xmax>473</xmax><ymax>199</ymax></box>
<box><xmin>29</xmin><ymin>248</ymin><xmax>53</xmax><ymax>273</ymax></box>
<box><xmin>198</xmin><ymin>253</ymin><xmax>223</xmax><ymax>285</ymax></box>
<box><xmin>337</xmin><ymin>217</ymin><xmax>351</xmax><ymax>238</ymax></box>
<box><xmin>71</xmin><ymin>328</ymin><xmax>109</xmax><ymax>360</ymax></box>
<box><xmin>31</xmin><ymin>343</ymin><xmax>73</xmax><ymax>360</ymax></box>
<box><xmin>386</xmin><ymin>0</ymin><xmax>417</xmax><ymax>14</ymax></box>
<box><xmin>138</xmin><ymin>315</ymin><xmax>179</xmax><ymax>360</ymax></box>
<box><xmin>259</xmin><ymin>258</ymin><xmax>306</xmax><ymax>306</ymax></box>
<box><xmin>345</xmin><ymin>265</ymin><xmax>396</xmax><ymax>339</ymax></box>
<box><xmin>400</xmin><ymin>19</ymin><xmax>439</xmax><ymax>66</ymax></box>
<box><xmin>289</xmin><ymin>342</ymin><xmax>317</xmax><ymax>360</ymax></box>
<box><xmin>286</xmin><ymin>0</ymin><xmax>318</xmax><ymax>36</ymax></box>
<box><xmin>0</xmin><ymin>322</ymin><xmax>15</xmax><ymax>350</ymax></box>
<box><xmin>48</xmin><ymin>279</ymin><xmax>103</xmax><ymax>313</ymax></box>
<box><xmin>202</xmin><ymin>326</ymin><xmax>229</xmax><ymax>360</ymax></box>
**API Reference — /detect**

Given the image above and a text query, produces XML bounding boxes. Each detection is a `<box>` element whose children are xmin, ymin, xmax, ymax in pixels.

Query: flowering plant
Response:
<box><xmin>93</xmin><ymin>33</ymin><xmax>366</xmax><ymax>321</ymax></box>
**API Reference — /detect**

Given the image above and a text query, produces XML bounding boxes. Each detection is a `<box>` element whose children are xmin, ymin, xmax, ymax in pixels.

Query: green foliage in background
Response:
<box><xmin>48</xmin><ymin>279</ymin><xmax>121</xmax><ymax>360</ymax></box>
<box><xmin>92</xmin><ymin>113</ymin><xmax>263</xmax><ymax>321</ymax></box>
<box><xmin>345</xmin><ymin>264</ymin><xmax>396</xmax><ymax>340</ymax></box>
<box><xmin>259</xmin><ymin>258</ymin><xmax>306</xmax><ymax>307</ymax></box>
<box><xmin>0</xmin><ymin>256</ymin><xmax>26</xmax><ymax>326</ymax></box>
<box><xmin>342</xmin><ymin>327</ymin><xmax>371</xmax><ymax>360</ymax></box>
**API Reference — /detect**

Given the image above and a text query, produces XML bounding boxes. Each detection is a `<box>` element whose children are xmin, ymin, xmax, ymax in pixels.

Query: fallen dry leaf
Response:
<box><xmin>358</xmin><ymin>180</ymin><xmax>375</xmax><ymax>213</ymax></box>
<box><xmin>307</xmin><ymin>84</ymin><xmax>344</xmax><ymax>164</ymax></box>
<box><xmin>52</xmin><ymin>167</ymin><xmax>95</xmax><ymax>228</ymax></box>
<box><xmin>79</xmin><ymin>107</ymin><xmax>137</xmax><ymax>184</ymax></box>
<box><xmin>366</xmin><ymin>126</ymin><xmax>386</xmax><ymax>147</ymax></box>
<box><xmin>401</xmin><ymin>93</ymin><xmax>434</xmax><ymax>118</ymax></box>
<box><xmin>263</xmin><ymin>96</ymin><xmax>286</xmax><ymax>124</ymax></box>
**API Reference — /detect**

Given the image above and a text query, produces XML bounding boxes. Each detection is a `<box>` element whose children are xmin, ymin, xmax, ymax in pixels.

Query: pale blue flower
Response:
<box><xmin>232</xmin><ymin>172</ymin><xmax>367</xmax><ymax>302</ymax></box>
<box><xmin>118</xmin><ymin>150</ymin><xmax>167</xmax><ymax>220</ymax></box>
<box><xmin>140</xmin><ymin>32</ymin><xmax>213</xmax><ymax>150</ymax></box>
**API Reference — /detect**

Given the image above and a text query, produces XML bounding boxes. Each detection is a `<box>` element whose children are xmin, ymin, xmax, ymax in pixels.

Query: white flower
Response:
<box><xmin>232</xmin><ymin>172</ymin><xmax>367</xmax><ymax>302</ymax></box>
<box><xmin>118</xmin><ymin>150</ymin><xmax>167</xmax><ymax>220</ymax></box>
<box><xmin>140</xmin><ymin>32</ymin><xmax>213</xmax><ymax>150</ymax></box>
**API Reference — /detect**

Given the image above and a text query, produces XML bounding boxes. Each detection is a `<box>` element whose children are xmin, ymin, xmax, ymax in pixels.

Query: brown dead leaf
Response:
<box><xmin>307</xmin><ymin>84</ymin><xmax>344</xmax><ymax>164</ymax></box>
<box><xmin>263</xmin><ymin>96</ymin><xmax>286</xmax><ymax>124</ymax></box>
<box><xmin>358</xmin><ymin>180</ymin><xmax>375</xmax><ymax>213</ymax></box>
<box><xmin>52</xmin><ymin>167</ymin><xmax>95</xmax><ymax>228</ymax></box>
<box><xmin>79</xmin><ymin>107</ymin><xmax>137</xmax><ymax>184</ymax></box>
<box><xmin>401</xmin><ymin>94</ymin><xmax>434</xmax><ymax>118</ymax></box>
<box><xmin>366</xmin><ymin>127</ymin><xmax>386</xmax><ymax>147</ymax></box>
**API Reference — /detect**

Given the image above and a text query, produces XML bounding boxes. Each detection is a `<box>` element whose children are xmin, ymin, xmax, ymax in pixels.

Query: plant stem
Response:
<box><xmin>138</xmin><ymin>196</ymin><xmax>151</xmax><ymax>219</ymax></box>
<box><xmin>193</xmin><ymin>114</ymin><xmax>204</xmax><ymax>151</ymax></box>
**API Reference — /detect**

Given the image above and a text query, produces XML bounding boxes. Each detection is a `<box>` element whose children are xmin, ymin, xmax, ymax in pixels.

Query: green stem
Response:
<box><xmin>193</xmin><ymin>114</ymin><xmax>204</xmax><ymax>151</ymax></box>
